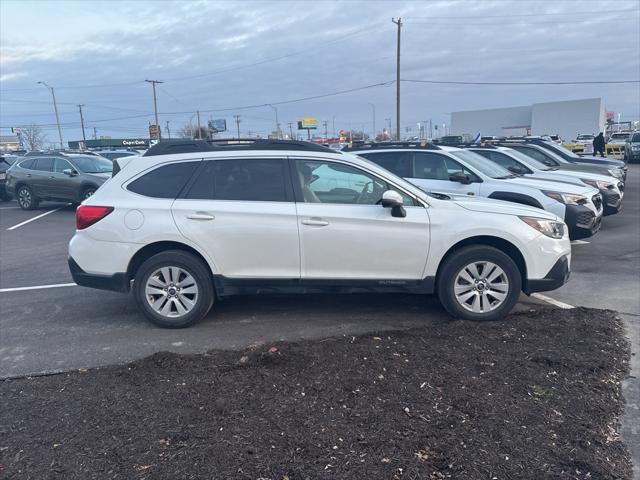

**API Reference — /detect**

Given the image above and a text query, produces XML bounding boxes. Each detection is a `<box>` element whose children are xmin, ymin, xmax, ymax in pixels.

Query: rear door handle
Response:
<box><xmin>301</xmin><ymin>218</ymin><xmax>329</xmax><ymax>226</ymax></box>
<box><xmin>26</xmin><ymin>174</ymin><xmax>32</xmax><ymax>178</ymax></box>
<box><xmin>187</xmin><ymin>212</ymin><xmax>215</xmax><ymax>221</ymax></box>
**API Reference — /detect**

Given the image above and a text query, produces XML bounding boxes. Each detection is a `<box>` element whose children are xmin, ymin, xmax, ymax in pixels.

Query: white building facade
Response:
<box><xmin>451</xmin><ymin>98</ymin><xmax>606</xmax><ymax>142</ymax></box>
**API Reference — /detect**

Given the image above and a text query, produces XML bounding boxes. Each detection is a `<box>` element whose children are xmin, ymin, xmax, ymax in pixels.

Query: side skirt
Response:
<box><xmin>212</xmin><ymin>276</ymin><xmax>436</xmax><ymax>297</ymax></box>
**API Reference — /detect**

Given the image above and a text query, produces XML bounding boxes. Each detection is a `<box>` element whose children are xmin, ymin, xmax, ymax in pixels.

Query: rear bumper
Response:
<box><xmin>525</xmin><ymin>255</ymin><xmax>571</xmax><ymax>294</ymax></box>
<box><xmin>564</xmin><ymin>204</ymin><xmax>602</xmax><ymax>240</ymax></box>
<box><xmin>68</xmin><ymin>257</ymin><xmax>130</xmax><ymax>293</ymax></box>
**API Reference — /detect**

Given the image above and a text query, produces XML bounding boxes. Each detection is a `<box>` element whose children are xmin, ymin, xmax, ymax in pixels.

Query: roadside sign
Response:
<box><xmin>298</xmin><ymin>118</ymin><xmax>318</xmax><ymax>130</ymax></box>
<box><xmin>208</xmin><ymin>119</ymin><xmax>227</xmax><ymax>132</ymax></box>
<box><xmin>149</xmin><ymin>124</ymin><xmax>160</xmax><ymax>140</ymax></box>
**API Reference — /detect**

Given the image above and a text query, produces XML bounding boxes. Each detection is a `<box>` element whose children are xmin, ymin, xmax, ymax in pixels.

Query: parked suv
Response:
<box><xmin>69</xmin><ymin>139</ymin><xmax>572</xmax><ymax>328</ymax></box>
<box><xmin>624</xmin><ymin>132</ymin><xmax>640</xmax><ymax>163</ymax></box>
<box><xmin>6</xmin><ymin>153</ymin><xmax>112</xmax><ymax>210</ymax></box>
<box><xmin>468</xmin><ymin>145</ymin><xmax>624</xmax><ymax>216</ymax></box>
<box><xmin>347</xmin><ymin>142</ymin><xmax>602</xmax><ymax>240</ymax></box>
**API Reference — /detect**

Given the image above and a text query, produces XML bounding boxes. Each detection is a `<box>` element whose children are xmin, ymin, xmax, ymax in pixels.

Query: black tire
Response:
<box><xmin>437</xmin><ymin>245</ymin><xmax>522</xmax><ymax>321</ymax></box>
<box><xmin>16</xmin><ymin>185</ymin><xmax>39</xmax><ymax>210</ymax></box>
<box><xmin>133</xmin><ymin>250</ymin><xmax>214</xmax><ymax>328</ymax></box>
<box><xmin>81</xmin><ymin>187</ymin><xmax>96</xmax><ymax>201</ymax></box>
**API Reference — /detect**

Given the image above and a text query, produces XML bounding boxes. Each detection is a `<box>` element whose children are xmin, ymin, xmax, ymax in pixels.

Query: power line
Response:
<box><xmin>405</xmin><ymin>9</ymin><xmax>640</xmax><ymax>19</ymax></box>
<box><xmin>402</xmin><ymin>79</ymin><xmax>640</xmax><ymax>85</ymax></box>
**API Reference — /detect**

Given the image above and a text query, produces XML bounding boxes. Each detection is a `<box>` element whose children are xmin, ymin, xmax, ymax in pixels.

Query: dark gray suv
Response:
<box><xmin>624</xmin><ymin>132</ymin><xmax>640</xmax><ymax>164</ymax></box>
<box><xmin>6</xmin><ymin>153</ymin><xmax>112</xmax><ymax>210</ymax></box>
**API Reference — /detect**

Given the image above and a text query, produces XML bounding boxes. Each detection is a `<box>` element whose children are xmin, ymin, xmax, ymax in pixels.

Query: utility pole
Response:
<box><xmin>368</xmin><ymin>102</ymin><xmax>376</xmax><ymax>139</ymax></box>
<box><xmin>37</xmin><ymin>81</ymin><xmax>63</xmax><ymax>149</ymax></box>
<box><xmin>234</xmin><ymin>115</ymin><xmax>241</xmax><ymax>139</ymax></box>
<box><xmin>267</xmin><ymin>105</ymin><xmax>280</xmax><ymax>138</ymax></box>
<box><xmin>93</xmin><ymin>127</ymin><xmax>97</xmax><ymax>140</ymax></box>
<box><xmin>332</xmin><ymin>116</ymin><xmax>336</xmax><ymax>138</ymax></box>
<box><xmin>288</xmin><ymin>122</ymin><xmax>294</xmax><ymax>140</ymax></box>
<box><xmin>196</xmin><ymin>110</ymin><xmax>202</xmax><ymax>139</ymax></box>
<box><xmin>165</xmin><ymin>121</ymin><xmax>171</xmax><ymax>139</ymax></box>
<box><xmin>392</xmin><ymin>17</ymin><xmax>402</xmax><ymax>140</ymax></box>
<box><xmin>385</xmin><ymin>118</ymin><xmax>392</xmax><ymax>138</ymax></box>
<box><xmin>77</xmin><ymin>104</ymin><xmax>86</xmax><ymax>146</ymax></box>
<box><xmin>145</xmin><ymin>79</ymin><xmax>163</xmax><ymax>141</ymax></box>
<box><xmin>323</xmin><ymin>121</ymin><xmax>328</xmax><ymax>140</ymax></box>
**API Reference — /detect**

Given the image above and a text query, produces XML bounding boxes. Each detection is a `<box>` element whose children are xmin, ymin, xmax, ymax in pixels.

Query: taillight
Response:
<box><xmin>76</xmin><ymin>205</ymin><xmax>114</xmax><ymax>230</ymax></box>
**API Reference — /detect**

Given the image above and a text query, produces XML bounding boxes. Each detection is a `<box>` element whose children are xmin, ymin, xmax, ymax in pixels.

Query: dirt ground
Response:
<box><xmin>0</xmin><ymin>307</ymin><xmax>632</xmax><ymax>480</ymax></box>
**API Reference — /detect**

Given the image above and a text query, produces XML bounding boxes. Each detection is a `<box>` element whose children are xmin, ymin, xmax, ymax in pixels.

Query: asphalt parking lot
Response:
<box><xmin>1</xmin><ymin>166</ymin><xmax>639</xmax><ymax>474</ymax></box>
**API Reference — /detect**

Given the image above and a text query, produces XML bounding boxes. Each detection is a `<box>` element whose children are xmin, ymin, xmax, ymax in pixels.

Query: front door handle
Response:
<box><xmin>301</xmin><ymin>218</ymin><xmax>329</xmax><ymax>227</ymax></box>
<box><xmin>187</xmin><ymin>212</ymin><xmax>215</xmax><ymax>221</ymax></box>
<box><xmin>49</xmin><ymin>176</ymin><xmax>55</xmax><ymax>179</ymax></box>
<box><xmin>26</xmin><ymin>174</ymin><xmax>32</xmax><ymax>178</ymax></box>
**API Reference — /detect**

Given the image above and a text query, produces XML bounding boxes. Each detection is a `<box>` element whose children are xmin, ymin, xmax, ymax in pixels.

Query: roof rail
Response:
<box><xmin>342</xmin><ymin>141</ymin><xmax>441</xmax><ymax>151</ymax></box>
<box><xmin>455</xmin><ymin>142</ymin><xmax>498</xmax><ymax>149</ymax></box>
<box><xmin>143</xmin><ymin>138</ymin><xmax>336</xmax><ymax>156</ymax></box>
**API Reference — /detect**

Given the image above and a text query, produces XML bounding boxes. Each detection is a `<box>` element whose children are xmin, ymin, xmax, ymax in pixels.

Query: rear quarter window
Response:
<box><xmin>127</xmin><ymin>161</ymin><xmax>199</xmax><ymax>198</ymax></box>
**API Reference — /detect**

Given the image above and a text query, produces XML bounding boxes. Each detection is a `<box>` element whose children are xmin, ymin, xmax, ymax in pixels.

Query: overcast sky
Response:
<box><xmin>1</xmin><ymin>0</ymin><xmax>639</xmax><ymax>145</ymax></box>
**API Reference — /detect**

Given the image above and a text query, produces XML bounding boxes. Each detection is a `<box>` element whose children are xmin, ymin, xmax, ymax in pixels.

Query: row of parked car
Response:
<box><xmin>53</xmin><ymin>137</ymin><xmax>630</xmax><ymax>328</ymax></box>
<box><xmin>0</xmin><ymin>149</ymin><xmax>140</xmax><ymax>209</ymax></box>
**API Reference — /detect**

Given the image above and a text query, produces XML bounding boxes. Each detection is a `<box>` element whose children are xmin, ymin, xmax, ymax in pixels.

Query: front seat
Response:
<box><xmin>298</xmin><ymin>166</ymin><xmax>320</xmax><ymax>203</ymax></box>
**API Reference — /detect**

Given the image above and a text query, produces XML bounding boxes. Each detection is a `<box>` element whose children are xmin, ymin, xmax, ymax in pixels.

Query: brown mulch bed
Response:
<box><xmin>0</xmin><ymin>307</ymin><xmax>632</xmax><ymax>479</ymax></box>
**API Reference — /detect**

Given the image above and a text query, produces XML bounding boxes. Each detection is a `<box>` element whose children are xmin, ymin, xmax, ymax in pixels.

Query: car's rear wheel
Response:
<box><xmin>17</xmin><ymin>185</ymin><xmax>39</xmax><ymax>210</ymax></box>
<box><xmin>133</xmin><ymin>250</ymin><xmax>214</xmax><ymax>328</ymax></box>
<box><xmin>437</xmin><ymin>245</ymin><xmax>521</xmax><ymax>321</ymax></box>
<box><xmin>81</xmin><ymin>187</ymin><xmax>96</xmax><ymax>201</ymax></box>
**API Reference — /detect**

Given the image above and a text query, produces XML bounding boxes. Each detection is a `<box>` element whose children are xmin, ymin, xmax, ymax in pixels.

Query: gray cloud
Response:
<box><xmin>1</xmin><ymin>0</ymin><xmax>638</xmax><ymax>143</ymax></box>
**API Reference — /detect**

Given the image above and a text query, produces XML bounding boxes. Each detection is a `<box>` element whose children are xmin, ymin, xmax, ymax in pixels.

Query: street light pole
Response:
<box><xmin>392</xmin><ymin>17</ymin><xmax>402</xmax><ymax>140</ymax></box>
<box><xmin>234</xmin><ymin>115</ymin><xmax>241</xmax><ymax>139</ymax></box>
<box><xmin>77</xmin><ymin>104</ymin><xmax>86</xmax><ymax>146</ymax></box>
<box><xmin>37</xmin><ymin>81</ymin><xmax>63</xmax><ymax>148</ymax></box>
<box><xmin>288</xmin><ymin>122</ymin><xmax>294</xmax><ymax>140</ymax></box>
<box><xmin>145</xmin><ymin>79</ymin><xmax>163</xmax><ymax>141</ymax></box>
<box><xmin>368</xmin><ymin>102</ymin><xmax>376</xmax><ymax>139</ymax></box>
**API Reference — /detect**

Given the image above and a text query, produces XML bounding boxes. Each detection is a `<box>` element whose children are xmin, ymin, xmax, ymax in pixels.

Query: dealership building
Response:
<box><xmin>451</xmin><ymin>98</ymin><xmax>606</xmax><ymax>142</ymax></box>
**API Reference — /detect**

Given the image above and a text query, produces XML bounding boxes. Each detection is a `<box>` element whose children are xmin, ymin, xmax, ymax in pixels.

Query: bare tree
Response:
<box><xmin>177</xmin><ymin>123</ymin><xmax>214</xmax><ymax>140</ymax></box>
<box><xmin>21</xmin><ymin>124</ymin><xmax>48</xmax><ymax>150</ymax></box>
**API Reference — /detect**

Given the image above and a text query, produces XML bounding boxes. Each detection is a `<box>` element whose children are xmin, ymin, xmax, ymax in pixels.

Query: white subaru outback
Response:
<box><xmin>68</xmin><ymin>139</ymin><xmax>571</xmax><ymax>328</ymax></box>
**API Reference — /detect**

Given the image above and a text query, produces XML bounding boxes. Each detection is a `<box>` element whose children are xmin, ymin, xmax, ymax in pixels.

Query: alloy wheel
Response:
<box><xmin>144</xmin><ymin>266</ymin><xmax>199</xmax><ymax>318</ymax></box>
<box><xmin>453</xmin><ymin>261</ymin><xmax>510</xmax><ymax>313</ymax></box>
<box><xmin>18</xmin><ymin>188</ymin><xmax>32</xmax><ymax>208</ymax></box>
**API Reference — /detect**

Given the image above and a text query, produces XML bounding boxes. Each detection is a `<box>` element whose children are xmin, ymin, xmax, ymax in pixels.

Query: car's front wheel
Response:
<box><xmin>17</xmin><ymin>185</ymin><xmax>39</xmax><ymax>210</ymax></box>
<box><xmin>133</xmin><ymin>250</ymin><xmax>214</xmax><ymax>328</ymax></box>
<box><xmin>437</xmin><ymin>245</ymin><xmax>521</xmax><ymax>321</ymax></box>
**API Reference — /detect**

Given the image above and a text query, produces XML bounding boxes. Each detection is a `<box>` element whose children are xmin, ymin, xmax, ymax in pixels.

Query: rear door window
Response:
<box><xmin>128</xmin><ymin>161</ymin><xmax>199</xmax><ymax>198</ymax></box>
<box><xmin>32</xmin><ymin>158</ymin><xmax>54</xmax><ymax>172</ymax></box>
<box><xmin>184</xmin><ymin>158</ymin><xmax>288</xmax><ymax>202</ymax></box>
<box><xmin>360</xmin><ymin>152</ymin><xmax>412</xmax><ymax>177</ymax></box>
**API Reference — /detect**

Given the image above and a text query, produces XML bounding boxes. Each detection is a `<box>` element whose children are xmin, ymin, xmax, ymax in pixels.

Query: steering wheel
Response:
<box><xmin>355</xmin><ymin>181</ymin><xmax>374</xmax><ymax>204</ymax></box>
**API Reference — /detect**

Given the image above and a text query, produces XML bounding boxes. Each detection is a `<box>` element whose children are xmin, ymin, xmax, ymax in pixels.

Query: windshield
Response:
<box><xmin>503</xmin><ymin>148</ymin><xmax>552</xmax><ymax>170</ymax></box>
<box><xmin>632</xmin><ymin>133</ymin><xmax>640</xmax><ymax>142</ymax></box>
<box><xmin>577</xmin><ymin>135</ymin><xmax>594</xmax><ymax>140</ymax></box>
<box><xmin>448</xmin><ymin>150</ymin><xmax>512</xmax><ymax>178</ymax></box>
<box><xmin>71</xmin><ymin>155</ymin><xmax>113</xmax><ymax>173</ymax></box>
<box><xmin>540</xmin><ymin>141</ymin><xmax>581</xmax><ymax>160</ymax></box>
<box><xmin>610</xmin><ymin>134</ymin><xmax>628</xmax><ymax>140</ymax></box>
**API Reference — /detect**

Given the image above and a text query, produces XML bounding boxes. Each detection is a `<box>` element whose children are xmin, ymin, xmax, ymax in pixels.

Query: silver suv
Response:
<box><xmin>6</xmin><ymin>153</ymin><xmax>113</xmax><ymax>210</ymax></box>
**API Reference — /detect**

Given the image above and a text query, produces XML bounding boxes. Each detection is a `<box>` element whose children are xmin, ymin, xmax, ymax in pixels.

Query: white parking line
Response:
<box><xmin>0</xmin><ymin>283</ymin><xmax>77</xmax><ymax>293</ymax></box>
<box><xmin>531</xmin><ymin>293</ymin><xmax>575</xmax><ymax>309</ymax></box>
<box><xmin>6</xmin><ymin>206</ymin><xmax>68</xmax><ymax>231</ymax></box>
<box><xmin>0</xmin><ymin>206</ymin><xmax>20</xmax><ymax>210</ymax></box>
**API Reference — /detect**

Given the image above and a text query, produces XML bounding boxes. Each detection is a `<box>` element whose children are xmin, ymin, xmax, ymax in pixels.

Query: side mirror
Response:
<box><xmin>381</xmin><ymin>190</ymin><xmax>406</xmax><ymax>218</ymax></box>
<box><xmin>449</xmin><ymin>171</ymin><xmax>472</xmax><ymax>184</ymax></box>
<box><xmin>63</xmin><ymin>168</ymin><xmax>77</xmax><ymax>177</ymax></box>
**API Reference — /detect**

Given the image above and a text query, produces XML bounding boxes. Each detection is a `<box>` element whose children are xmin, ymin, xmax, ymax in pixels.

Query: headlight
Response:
<box><xmin>542</xmin><ymin>190</ymin><xmax>588</xmax><ymax>205</ymax></box>
<box><xmin>581</xmin><ymin>178</ymin><xmax>615</xmax><ymax>190</ymax></box>
<box><xmin>519</xmin><ymin>216</ymin><xmax>565</xmax><ymax>239</ymax></box>
<box><xmin>631</xmin><ymin>144</ymin><xmax>640</xmax><ymax>150</ymax></box>
<box><xmin>608</xmin><ymin>169</ymin><xmax>623</xmax><ymax>179</ymax></box>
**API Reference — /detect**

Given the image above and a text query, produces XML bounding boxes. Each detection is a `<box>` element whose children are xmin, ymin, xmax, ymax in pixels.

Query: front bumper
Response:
<box><xmin>564</xmin><ymin>203</ymin><xmax>602</xmax><ymax>240</ymax></box>
<box><xmin>601</xmin><ymin>187</ymin><xmax>623</xmax><ymax>215</ymax></box>
<box><xmin>0</xmin><ymin>180</ymin><xmax>10</xmax><ymax>199</ymax></box>
<box><xmin>68</xmin><ymin>257</ymin><xmax>130</xmax><ymax>293</ymax></box>
<box><xmin>525</xmin><ymin>255</ymin><xmax>570</xmax><ymax>294</ymax></box>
